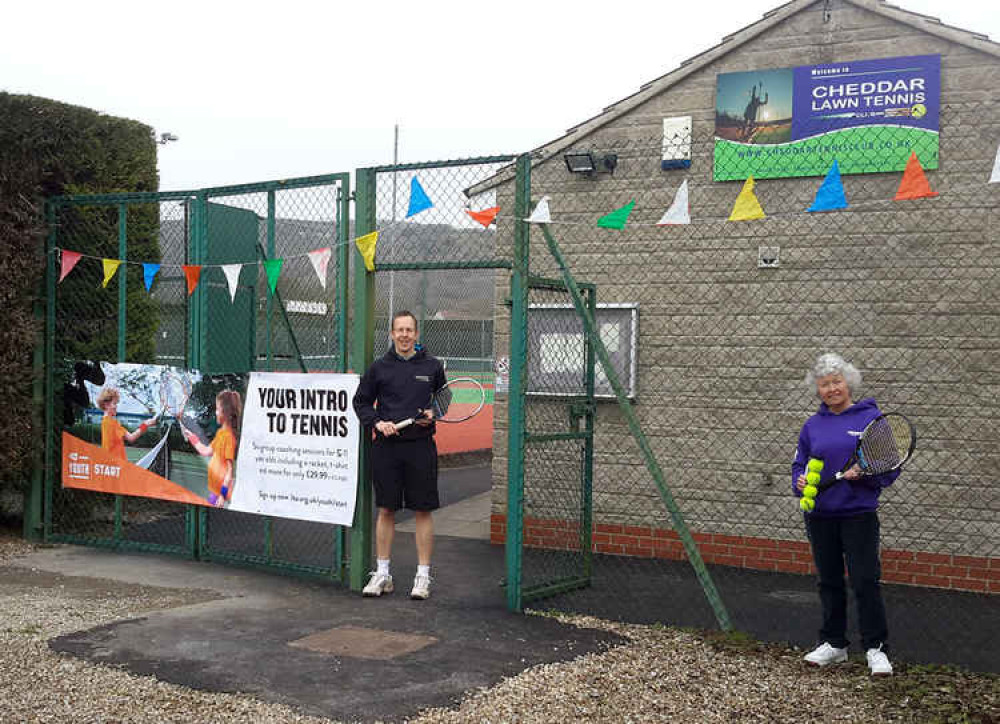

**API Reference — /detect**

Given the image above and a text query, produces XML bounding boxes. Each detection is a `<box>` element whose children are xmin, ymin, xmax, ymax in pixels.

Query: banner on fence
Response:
<box><xmin>231</xmin><ymin>371</ymin><xmax>360</xmax><ymax>526</ymax></box>
<box><xmin>60</xmin><ymin>362</ymin><xmax>361</xmax><ymax>525</ymax></box>
<box><xmin>714</xmin><ymin>54</ymin><xmax>940</xmax><ymax>181</ymax></box>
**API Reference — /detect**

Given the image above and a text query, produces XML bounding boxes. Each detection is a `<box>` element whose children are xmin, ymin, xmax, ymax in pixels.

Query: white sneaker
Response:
<box><xmin>410</xmin><ymin>574</ymin><xmax>432</xmax><ymax>600</ymax></box>
<box><xmin>804</xmin><ymin>642</ymin><xmax>848</xmax><ymax>667</ymax></box>
<box><xmin>866</xmin><ymin>645</ymin><xmax>893</xmax><ymax>676</ymax></box>
<box><xmin>362</xmin><ymin>572</ymin><xmax>393</xmax><ymax>597</ymax></box>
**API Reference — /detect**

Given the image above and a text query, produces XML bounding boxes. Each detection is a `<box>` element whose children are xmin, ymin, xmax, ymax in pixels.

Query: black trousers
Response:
<box><xmin>805</xmin><ymin>511</ymin><xmax>889</xmax><ymax>652</ymax></box>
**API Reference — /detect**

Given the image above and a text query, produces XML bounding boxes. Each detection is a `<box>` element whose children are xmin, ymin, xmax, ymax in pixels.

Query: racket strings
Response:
<box><xmin>432</xmin><ymin>379</ymin><xmax>485</xmax><ymax>423</ymax></box>
<box><xmin>858</xmin><ymin>416</ymin><xmax>913</xmax><ymax>473</ymax></box>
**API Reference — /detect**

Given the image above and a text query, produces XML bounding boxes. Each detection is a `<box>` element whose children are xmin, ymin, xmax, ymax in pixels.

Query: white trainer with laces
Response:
<box><xmin>362</xmin><ymin>572</ymin><xmax>394</xmax><ymax>597</ymax></box>
<box><xmin>866</xmin><ymin>645</ymin><xmax>893</xmax><ymax>675</ymax></box>
<box><xmin>804</xmin><ymin>642</ymin><xmax>848</xmax><ymax>666</ymax></box>
<box><xmin>410</xmin><ymin>574</ymin><xmax>432</xmax><ymax>600</ymax></box>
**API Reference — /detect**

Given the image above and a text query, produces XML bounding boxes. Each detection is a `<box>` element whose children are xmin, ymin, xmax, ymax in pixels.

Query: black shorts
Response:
<box><xmin>371</xmin><ymin>437</ymin><xmax>439</xmax><ymax>512</ymax></box>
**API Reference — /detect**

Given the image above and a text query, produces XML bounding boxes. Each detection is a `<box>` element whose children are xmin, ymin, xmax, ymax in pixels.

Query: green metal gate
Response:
<box><xmin>40</xmin><ymin>173</ymin><xmax>353</xmax><ymax>583</ymax></box>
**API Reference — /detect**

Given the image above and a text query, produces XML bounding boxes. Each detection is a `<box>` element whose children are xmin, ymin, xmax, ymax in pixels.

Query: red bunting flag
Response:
<box><xmin>59</xmin><ymin>250</ymin><xmax>82</xmax><ymax>282</ymax></box>
<box><xmin>183</xmin><ymin>265</ymin><xmax>202</xmax><ymax>296</ymax></box>
<box><xmin>894</xmin><ymin>152</ymin><xmax>939</xmax><ymax>201</ymax></box>
<box><xmin>466</xmin><ymin>206</ymin><xmax>500</xmax><ymax>228</ymax></box>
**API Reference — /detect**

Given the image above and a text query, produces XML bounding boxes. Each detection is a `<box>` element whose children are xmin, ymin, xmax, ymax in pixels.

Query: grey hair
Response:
<box><xmin>805</xmin><ymin>353</ymin><xmax>862</xmax><ymax>397</ymax></box>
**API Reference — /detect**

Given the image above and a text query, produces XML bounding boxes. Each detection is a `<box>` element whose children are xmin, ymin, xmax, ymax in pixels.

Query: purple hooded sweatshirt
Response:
<box><xmin>791</xmin><ymin>397</ymin><xmax>899</xmax><ymax>517</ymax></box>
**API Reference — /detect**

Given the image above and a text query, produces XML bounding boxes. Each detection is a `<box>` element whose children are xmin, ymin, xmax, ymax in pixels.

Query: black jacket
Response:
<box><xmin>352</xmin><ymin>346</ymin><xmax>446</xmax><ymax>441</ymax></box>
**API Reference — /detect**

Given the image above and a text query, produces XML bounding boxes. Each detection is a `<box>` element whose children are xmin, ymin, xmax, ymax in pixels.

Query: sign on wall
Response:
<box><xmin>714</xmin><ymin>54</ymin><xmax>940</xmax><ymax>180</ymax></box>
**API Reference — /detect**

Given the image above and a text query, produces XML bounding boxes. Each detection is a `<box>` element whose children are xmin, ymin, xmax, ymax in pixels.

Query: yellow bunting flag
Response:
<box><xmin>101</xmin><ymin>259</ymin><xmax>121</xmax><ymax>288</ymax></box>
<box><xmin>728</xmin><ymin>176</ymin><xmax>766</xmax><ymax>221</ymax></box>
<box><xmin>355</xmin><ymin>231</ymin><xmax>378</xmax><ymax>272</ymax></box>
<box><xmin>183</xmin><ymin>265</ymin><xmax>202</xmax><ymax>296</ymax></box>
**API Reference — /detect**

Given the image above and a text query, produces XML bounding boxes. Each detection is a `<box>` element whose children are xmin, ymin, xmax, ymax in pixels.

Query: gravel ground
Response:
<box><xmin>1</xmin><ymin>533</ymin><xmax>996</xmax><ymax>723</ymax></box>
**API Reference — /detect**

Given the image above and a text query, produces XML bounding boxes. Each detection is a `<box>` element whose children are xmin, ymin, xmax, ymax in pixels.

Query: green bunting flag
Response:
<box><xmin>597</xmin><ymin>200</ymin><xmax>636</xmax><ymax>230</ymax></box>
<box><xmin>263</xmin><ymin>258</ymin><xmax>284</xmax><ymax>295</ymax></box>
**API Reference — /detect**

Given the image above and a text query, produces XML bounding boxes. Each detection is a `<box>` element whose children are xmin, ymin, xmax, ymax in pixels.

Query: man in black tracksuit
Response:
<box><xmin>352</xmin><ymin>310</ymin><xmax>446</xmax><ymax>600</ymax></box>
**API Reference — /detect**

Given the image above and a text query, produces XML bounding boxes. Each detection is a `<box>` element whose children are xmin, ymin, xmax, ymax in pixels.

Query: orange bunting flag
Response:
<box><xmin>59</xmin><ymin>250</ymin><xmax>82</xmax><ymax>282</ymax></box>
<box><xmin>894</xmin><ymin>152</ymin><xmax>939</xmax><ymax>201</ymax></box>
<box><xmin>183</xmin><ymin>265</ymin><xmax>202</xmax><ymax>295</ymax></box>
<box><xmin>466</xmin><ymin>206</ymin><xmax>500</xmax><ymax>228</ymax></box>
<box><xmin>101</xmin><ymin>259</ymin><xmax>121</xmax><ymax>288</ymax></box>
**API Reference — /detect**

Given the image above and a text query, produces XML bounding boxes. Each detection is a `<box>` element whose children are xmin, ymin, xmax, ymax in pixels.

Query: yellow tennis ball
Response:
<box><xmin>807</xmin><ymin>459</ymin><xmax>825</xmax><ymax>473</ymax></box>
<box><xmin>803</xmin><ymin>485</ymin><xmax>818</xmax><ymax>498</ymax></box>
<box><xmin>806</xmin><ymin>471</ymin><xmax>821</xmax><ymax>486</ymax></box>
<box><xmin>800</xmin><ymin>497</ymin><xmax>815</xmax><ymax>512</ymax></box>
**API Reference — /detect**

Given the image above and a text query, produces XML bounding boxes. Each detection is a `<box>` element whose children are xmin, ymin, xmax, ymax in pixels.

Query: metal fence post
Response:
<box><xmin>505</xmin><ymin>154</ymin><xmax>531</xmax><ymax>612</ymax></box>
<box><xmin>349</xmin><ymin>167</ymin><xmax>377</xmax><ymax>591</ymax></box>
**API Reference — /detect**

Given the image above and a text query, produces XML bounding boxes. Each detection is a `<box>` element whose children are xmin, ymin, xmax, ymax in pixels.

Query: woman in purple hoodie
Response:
<box><xmin>792</xmin><ymin>353</ymin><xmax>898</xmax><ymax>676</ymax></box>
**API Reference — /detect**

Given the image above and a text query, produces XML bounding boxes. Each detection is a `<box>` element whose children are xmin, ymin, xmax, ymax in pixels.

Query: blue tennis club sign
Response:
<box><xmin>714</xmin><ymin>54</ymin><xmax>941</xmax><ymax>180</ymax></box>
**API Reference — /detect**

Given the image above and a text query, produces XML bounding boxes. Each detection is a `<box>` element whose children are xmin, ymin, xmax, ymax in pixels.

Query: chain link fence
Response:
<box><xmin>499</xmin><ymin>100</ymin><xmax>999</xmax><ymax>668</ymax></box>
<box><xmin>46</xmin><ymin>175</ymin><xmax>353</xmax><ymax>581</ymax></box>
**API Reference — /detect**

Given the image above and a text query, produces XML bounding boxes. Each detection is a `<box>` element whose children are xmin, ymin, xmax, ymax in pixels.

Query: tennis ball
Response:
<box><xmin>911</xmin><ymin>103</ymin><xmax>927</xmax><ymax>118</ymax></box>
<box><xmin>800</xmin><ymin>497</ymin><xmax>815</xmax><ymax>512</ymax></box>
<box><xmin>807</xmin><ymin>459</ymin><xmax>825</xmax><ymax>473</ymax></box>
<box><xmin>803</xmin><ymin>485</ymin><xmax>818</xmax><ymax>498</ymax></box>
<box><xmin>806</xmin><ymin>471</ymin><xmax>821</xmax><ymax>486</ymax></box>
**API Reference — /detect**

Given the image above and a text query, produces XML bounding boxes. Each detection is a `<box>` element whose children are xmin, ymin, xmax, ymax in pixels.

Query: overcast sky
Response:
<box><xmin>2</xmin><ymin>0</ymin><xmax>996</xmax><ymax>192</ymax></box>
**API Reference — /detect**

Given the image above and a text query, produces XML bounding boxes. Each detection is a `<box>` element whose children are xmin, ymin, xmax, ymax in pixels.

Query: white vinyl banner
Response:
<box><xmin>232</xmin><ymin>372</ymin><xmax>360</xmax><ymax>526</ymax></box>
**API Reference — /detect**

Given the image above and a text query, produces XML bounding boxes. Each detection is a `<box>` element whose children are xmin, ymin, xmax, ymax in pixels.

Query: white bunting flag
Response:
<box><xmin>990</xmin><ymin>143</ymin><xmax>1000</xmax><ymax>184</ymax></box>
<box><xmin>307</xmin><ymin>247</ymin><xmax>332</xmax><ymax>289</ymax></box>
<box><xmin>657</xmin><ymin>180</ymin><xmax>691</xmax><ymax>225</ymax></box>
<box><xmin>525</xmin><ymin>195</ymin><xmax>552</xmax><ymax>224</ymax></box>
<box><xmin>221</xmin><ymin>264</ymin><xmax>242</xmax><ymax>302</ymax></box>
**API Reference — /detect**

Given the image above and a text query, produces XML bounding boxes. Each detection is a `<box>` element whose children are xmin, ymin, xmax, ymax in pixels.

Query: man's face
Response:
<box><xmin>390</xmin><ymin>315</ymin><xmax>418</xmax><ymax>356</ymax></box>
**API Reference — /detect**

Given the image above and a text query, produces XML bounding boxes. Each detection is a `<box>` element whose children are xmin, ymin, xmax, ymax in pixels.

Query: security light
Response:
<box><xmin>564</xmin><ymin>151</ymin><xmax>617</xmax><ymax>175</ymax></box>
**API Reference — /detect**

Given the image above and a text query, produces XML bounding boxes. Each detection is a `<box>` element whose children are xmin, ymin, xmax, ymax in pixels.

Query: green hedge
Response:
<box><xmin>0</xmin><ymin>92</ymin><xmax>159</xmax><ymax>507</ymax></box>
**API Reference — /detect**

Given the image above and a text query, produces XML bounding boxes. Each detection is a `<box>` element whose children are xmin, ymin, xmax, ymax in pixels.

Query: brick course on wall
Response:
<box><xmin>490</xmin><ymin>513</ymin><xmax>1000</xmax><ymax>594</ymax></box>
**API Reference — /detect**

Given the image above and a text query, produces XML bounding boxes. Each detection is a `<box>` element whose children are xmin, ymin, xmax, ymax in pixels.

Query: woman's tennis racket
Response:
<box><xmin>816</xmin><ymin>413</ymin><xmax>917</xmax><ymax>492</ymax></box>
<box><xmin>394</xmin><ymin>377</ymin><xmax>487</xmax><ymax>430</ymax></box>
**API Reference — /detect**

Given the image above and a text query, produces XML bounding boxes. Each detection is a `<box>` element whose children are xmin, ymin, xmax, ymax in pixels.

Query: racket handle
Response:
<box><xmin>394</xmin><ymin>417</ymin><xmax>416</xmax><ymax>431</ymax></box>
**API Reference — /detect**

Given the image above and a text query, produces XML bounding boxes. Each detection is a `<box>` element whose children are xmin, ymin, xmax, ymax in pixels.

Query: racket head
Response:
<box><xmin>159</xmin><ymin>371</ymin><xmax>192</xmax><ymax>422</ymax></box>
<box><xmin>427</xmin><ymin>377</ymin><xmax>486</xmax><ymax>423</ymax></box>
<box><xmin>855</xmin><ymin>412</ymin><xmax>916</xmax><ymax>476</ymax></box>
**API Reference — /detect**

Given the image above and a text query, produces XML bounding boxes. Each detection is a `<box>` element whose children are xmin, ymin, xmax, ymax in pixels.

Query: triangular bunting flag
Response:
<box><xmin>263</xmin><ymin>259</ymin><xmax>284</xmax><ymax>295</ymax></box>
<box><xmin>894</xmin><ymin>152</ymin><xmax>939</xmax><ymax>200</ymax></box>
<box><xmin>525</xmin><ymin>196</ymin><xmax>551</xmax><ymax>224</ymax></box>
<box><xmin>307</xmin><ymin>248</ymin><xmax>332</xmax><ymax>289</ymax></box>
<box><xmin>466</xmin><ymin>206</ymin><xmax>500</xmax><ymax>228</ymax></box>
<box><xmin>657</xmin><ymin>180</ymin><xmax>690</xmax><ymax>225</ymax></box>
<box><xmin>101</xmin><ymin>259</ymin><xmax>121</xmax><ymax>288</ymax></box>
<box><xmin>989</xmin><ymin>143</ymin><xmax>1000</xmax><ymax>183</ymax></box>
<box><xmin>728</xmin><ymin>176</ymin><xmax>766</xmax><ymax>221</ymax></box>
<box><xmin>406</xmin><ymin>177</ymin><xmax>433</xmax><ymax>218</ymax></box>
<box><xmin>597</xmin><ymin>200</ymin><xmax>636</xmax><ymax>230</ymax></box>
<box><xmin>142</xmin><ymin>263</ymin><xmax>160</xmax><ymax>291</ymax></box>
<box><xmin>355</xmin><ymin>231</ymin><xmax>378</xmax><ymax>272</ymax></box>
<box><xmin>182</xmin><ymin>265</ymin><xmax>202</xmax><ymax>296</ymax></box>
<box><xmin>59</xmin><ymin>250</ymin><xmax>81</xmax><ymax>282</ymax></box>
<box><xmin>808</xmin><ymin>160</ymin><xmax>849</xmax><ymax>212</ymax></box>
<box><xmin>221</xmin><ymin>264</ymin><xmax>242</xmax><ymax>302</ymax></box>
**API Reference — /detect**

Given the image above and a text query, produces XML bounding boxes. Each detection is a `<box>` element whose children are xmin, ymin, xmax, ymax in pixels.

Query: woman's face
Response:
<box><xmin>816</xmin><ymin>373</ymin><xmax>852</xmax><ymax>413</ymax></box>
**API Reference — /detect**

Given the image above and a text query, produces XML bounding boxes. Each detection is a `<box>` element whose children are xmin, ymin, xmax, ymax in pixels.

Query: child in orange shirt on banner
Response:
<box><xmin>96</xmin><ymin>388</ymin><xmax>158</xmax><ymax>462</ymax></box>
<box><xmin>184</xmin><ymin>390</ymin><xmax>242</xmax><ymax>507</ymax></box>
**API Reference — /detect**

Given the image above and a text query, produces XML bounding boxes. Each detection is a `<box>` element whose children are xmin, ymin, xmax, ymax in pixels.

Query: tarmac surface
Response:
<box><xmin>10</xmin><ymin>464</ymin><xmax>999</xmax><ymax>723</ymax></box>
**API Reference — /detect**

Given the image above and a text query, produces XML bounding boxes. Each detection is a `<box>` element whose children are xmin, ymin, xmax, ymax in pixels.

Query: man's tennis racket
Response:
<box><xmin>394</xmin><ymin>377</ymin><xmax>487</xmax><ymax>430</ymax></box>
<box><xmin>816</xmin><ymin>413</ymin><xmax>917</xmax><ymax>492</ymax></box>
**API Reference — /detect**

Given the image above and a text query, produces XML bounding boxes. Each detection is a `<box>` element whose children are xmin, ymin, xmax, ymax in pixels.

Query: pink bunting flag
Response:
<box><xmin>307</xmin><ymin>248</ymin><xmax>332</xmax><ymax>289</ymax></box>
<box><xmin>59</xmin><ymin>250</ymin><xmax>82</xmax><ymax>282</ymax></box>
